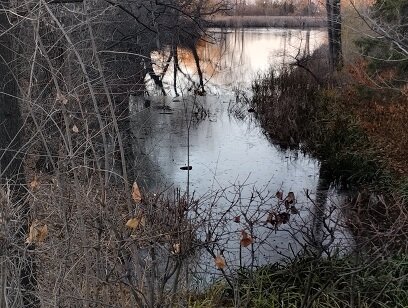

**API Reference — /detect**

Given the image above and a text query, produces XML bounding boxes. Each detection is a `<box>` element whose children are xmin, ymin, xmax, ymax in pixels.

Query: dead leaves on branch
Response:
<box><xmin>275</xmin><ymin>191</ymin><xmax>283</xmax><ymax>200</ymax></box>
<box><xmin>72</xmin><ymin>125</ymin><xmax>79</xmax><ymax>133</ymax></box>
<box><xmin>132</xmin><ymin>182</ymin><xmax>142</xmax><ymax>203</ymax></box>
<box><xmin>126</xmin><ymin>216</ymin><xmax>146</xmax><ymax>229</ymax></box>
<box><xmin>231</xmin><ymin>190</ymin><xmax>299</xmax><ymax>234</ymax></box>
<box><xmin>126</xmin><ymin>182</ymin><xmax>144</xmax><ymax>230</ymax></box>
<box><xmin>266</xmin><ymin>211</ymin><xmax>290</xmax><ymax>227</ymax></box>
<box><xmin>286</xmin><ymin>191</ymin><xmax>295</xmax><ymax>204</ymax></box>
<box><xmin>214</xmin><ymin>254</ymin><xmax>226</xmax><ymax>269</ymax></box>
<box><xmin>26</xmin><ymin>220</ymin><xmax>48</xmax><ymax>244</ymax></box>
<box><xmin>29</xmin><ymin>176</ymin><xmax>40</xmax><ymax>191</ymax></box>
<box><xmin>267</xmin><ymin>191</ymin><xmax>298</xmax><ymax>228</ymax></box>
<box><xmin>240</xmin><ymin>230</ymin><xmax>253</xmax><ymax>247</ymax></box>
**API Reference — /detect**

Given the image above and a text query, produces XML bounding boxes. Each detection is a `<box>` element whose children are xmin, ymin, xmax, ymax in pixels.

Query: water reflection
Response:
<box><xmin>131</xmin><ymin>94</ymin><xmax>351</xmax><ymax>271</ymax></box>
<box><xmin>133</xmin><ymin>28</ymin><xmax>351</xmax><ymax>278</ymax></box>
<box><xmin>150</xmin><ymin>28</ymin><xmax>327</xmax><ymax>95</ymax></box>
<box><xmin>131</xmin><ymin>96</ymin><xmax>319</xmax><ymax>195</ymax></box>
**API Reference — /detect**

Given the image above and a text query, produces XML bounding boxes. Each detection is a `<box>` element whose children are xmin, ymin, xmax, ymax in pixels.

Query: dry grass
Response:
<box><xmin>344</xmin><ymin>57</ymin><xmax>408</xmax><ymax>176</ymax></box>
<box><xmin>346</xmin><ymin>91</ymin><xmax>408</xmax><ymax>176</ymax></box>
<box><xmin>250</xmin><ymin>46</ymin><xmax>331</xmax><ymax>149</ymax></box>
<box><xmin>346</xmin><ymin>190</ymin><xmax>408</xmax><ymax>253</ymax></box>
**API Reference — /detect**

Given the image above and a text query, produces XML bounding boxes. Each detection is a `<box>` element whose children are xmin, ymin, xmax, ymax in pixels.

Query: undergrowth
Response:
<box><xmin>191</xmin><ymin>254</ymin><xmax>408</xmax><ymax>308</ymax></box>
<box><xmin>248</xmin><ymin>44</ymin><xmax>408</xmax><ymax>256</ymax></box>
<box><xmin>250</xmin><ymin>45</ymin><xmax>406</xmax><ymax>190</ymax></box>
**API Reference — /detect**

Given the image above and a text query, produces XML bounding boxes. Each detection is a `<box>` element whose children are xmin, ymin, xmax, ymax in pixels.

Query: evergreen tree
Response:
<box><xmin>356</xmin><ymin>0</ymin><xmax>408</xmax><ymax>84</ymax></box>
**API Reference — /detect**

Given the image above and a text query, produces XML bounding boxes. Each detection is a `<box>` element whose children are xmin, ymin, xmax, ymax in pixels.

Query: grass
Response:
<box><xmin>250</xmin><ymin>47</ymin><xmax>328</xmax><ymax>150</ymax></box>
<box><xmin>207</xmin><ymin>16</ymin><xmax>326</xmax><ymax>28</ymax></box>
<box><xmin>191</xmin><ymin>254</ymin><xmax>408</xmax><ymax>307</ymax></box>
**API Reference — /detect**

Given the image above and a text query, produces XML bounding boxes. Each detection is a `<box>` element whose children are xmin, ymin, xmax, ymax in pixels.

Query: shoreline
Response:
<box><xmin>206</xmin><ymin>15</ymin><xmax>327</xmax><ymax>28</ymax></box>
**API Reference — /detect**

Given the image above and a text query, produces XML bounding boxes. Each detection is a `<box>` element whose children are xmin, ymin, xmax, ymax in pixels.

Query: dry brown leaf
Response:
<box><xmin>72</xmin><ymin>125</ymin><xmax>79</xmax><ymax>133</ymax></box>
<box><xmin>267</xmin><ymin>211</ymin><xmax>290</xmax><ymax>227</ymax></box>
<box><xmin>214</xmin><ymin>254</ymin><xmax>226</xmax><ymax>269</ymax></box>
<box><xmin>29</xmin><ymin>176</ymin><xmax>40</xmax><ymax>191</ymax></box>
<box><xmin>132</xmin><ymin>182</ymin><xmax>142</xmax><ymax>203</ymax></box>
<box><xmin>275</xmin><ymin>191</ymin><xmax>283</xmax><ymax>200</ymax></box>
<box><xmin>172</xmin><ymin>243</ymin><xmax>181</xmax><ymax>254</ymax></box>
<box><xmin>267</xmin><ymin>211</ymin><xmax>277</xmax><ymax>226</ymax></box>
<box><xmin>56</xmin><ymin>92</ymin><xmax>68</xmax><ymax>105</ymax></box>
<box><xmin>26</xmin><ymin>221</ymin><xmax>48</xmax><ymax>244</ymax></box>
<box><xmin>240</xmin><ymin>230</ymin><xmax>253</xmax><ymax>247</ymax></box>
<box><xmin>279</xmin><ymin>212</ymin><xmax>290</xmax><ymax>224</ymax></box>
<box><xmin>126</xmin><ymin>216</ymin><xmax>145</xmax><ymax>229</ymax></box>
<box><xmin>287</xmin><ymin>192</ymin><xmax>295</xmax><ymax>204</ymax></box>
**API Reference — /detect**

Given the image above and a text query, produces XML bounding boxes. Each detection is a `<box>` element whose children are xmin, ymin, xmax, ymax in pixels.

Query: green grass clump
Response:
<box><xmin>192</xmin><ymin>255</ymin><xmax>408</xmax><ymax>307</ymax></box>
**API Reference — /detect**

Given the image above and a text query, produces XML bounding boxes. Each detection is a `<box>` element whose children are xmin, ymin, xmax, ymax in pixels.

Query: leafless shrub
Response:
<box><xmin>346</xmin><ymin>191</ymin><xmax>408</xmax><ymax>254</ymax></box>
<box><xmin>0</xmin><ymin>1</ymin><xmax>229</xmax><ymax>306</ymax></box>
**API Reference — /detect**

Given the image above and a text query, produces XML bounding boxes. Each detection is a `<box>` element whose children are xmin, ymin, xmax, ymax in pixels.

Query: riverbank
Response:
<box><xmin>207</xmin><ymin>15</ymin><xmax>326</xmax><ymax>28</ymax></box>
<box><xmin>250</xmin><ymin>38</ymin><xmax>408</xmax><ymax>252</ymax></box>
<box><xmin>191</xmin><ymin>44</ymin><xmax>408</xmax><ymax>308</ymax></box>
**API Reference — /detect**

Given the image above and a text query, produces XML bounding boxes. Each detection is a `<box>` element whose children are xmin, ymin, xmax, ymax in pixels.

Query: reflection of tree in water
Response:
<box><xmin>310</xmin><ymin>163</ymin><xmax>340</xmax><ymax>256</ymax></box>
<box><xmin>131</xmin><ymin>96</ymin><xmax>165</xmax><ymax>190</ymax></box>
<box><xmin>131</xmin><ymin>96</ymin><xmax>209</xmax><ymax>192</ymax></box>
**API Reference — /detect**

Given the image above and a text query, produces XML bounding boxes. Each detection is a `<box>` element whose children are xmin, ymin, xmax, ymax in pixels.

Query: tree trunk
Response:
<box><xmin>326</xmin><ymin>0</ymin><xmax>342</xmax><ymax>70</ymax></box>
<box><xmin>173</xmin><ymin>42</ymin><xmax>179</xmax><ymax>96</ymax></box>
<box><xmin>0</xmin><ymin>3</ymin><xmax>24</xmax><ymax>183</ymax></box>
<box><xmin>0</xmin><ymin>1</ymin><xmax>38</xmax><ymax>307</ymax></box>
<box><xmin>189</xmin><ymin>43</ymin><xmax>205</xmax><ymax>95</ymax></box>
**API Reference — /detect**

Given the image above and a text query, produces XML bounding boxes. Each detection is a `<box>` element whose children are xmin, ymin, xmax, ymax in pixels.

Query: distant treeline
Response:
<box><xmin>234</xmin><ymin>1</ymin><xmax>323</xmax><ymax>16</ymax></box>
<box><xmin>208</xmin><ymin>16</ymin><xmax>326</xmax><ymax>28</ymax></box>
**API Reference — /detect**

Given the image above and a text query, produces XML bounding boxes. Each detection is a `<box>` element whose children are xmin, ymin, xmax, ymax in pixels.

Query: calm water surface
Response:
<box><xmin>137</xmin><ymin>28</ymin><xmax>328</xmax><ymax>191</ymax></box>
<box><xmin>132</xmin><ymin>28</ymin><xmax>351</xmax><ymax>282</ymax></box>
<box><xmin>153</xmin><ymin>28</ymin><xmax>327</xmax><ymax>95</ymax></box>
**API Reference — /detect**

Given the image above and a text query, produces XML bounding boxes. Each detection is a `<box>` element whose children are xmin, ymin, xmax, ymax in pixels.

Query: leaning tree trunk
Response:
<box><xmin>0</xmin><ymin>1</ymin><xmax>38</xmax><ymax>307</ymax></box>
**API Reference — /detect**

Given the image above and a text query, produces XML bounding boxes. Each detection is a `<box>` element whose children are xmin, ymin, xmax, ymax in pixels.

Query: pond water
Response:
<box><xmin>152</xmin><ymin>28</ymin><xmax>327</xmax><ymax>95</ymax></box>
<box><xmin>137</xmin><ymin>28</ymin><xmax>328</xmax><ymax>191</ymax></box>
<box><xmin>131</xmin><ymin>28</ymin><xmax>352</xmax><ymax>284</ymax></box>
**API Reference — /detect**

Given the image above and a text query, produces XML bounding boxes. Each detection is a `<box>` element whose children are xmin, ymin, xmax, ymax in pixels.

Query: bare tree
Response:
<box><xmin>0</xmin><ymin>1</ymin><xmax>233</xmax><ymax>307</ymax></box>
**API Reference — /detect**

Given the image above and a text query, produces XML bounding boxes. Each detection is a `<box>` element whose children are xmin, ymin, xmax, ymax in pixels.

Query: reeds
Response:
<box><xmin>250</xmin><ymin>47</ymin><xmax>330</xmax><ymax>149</ymax></box>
